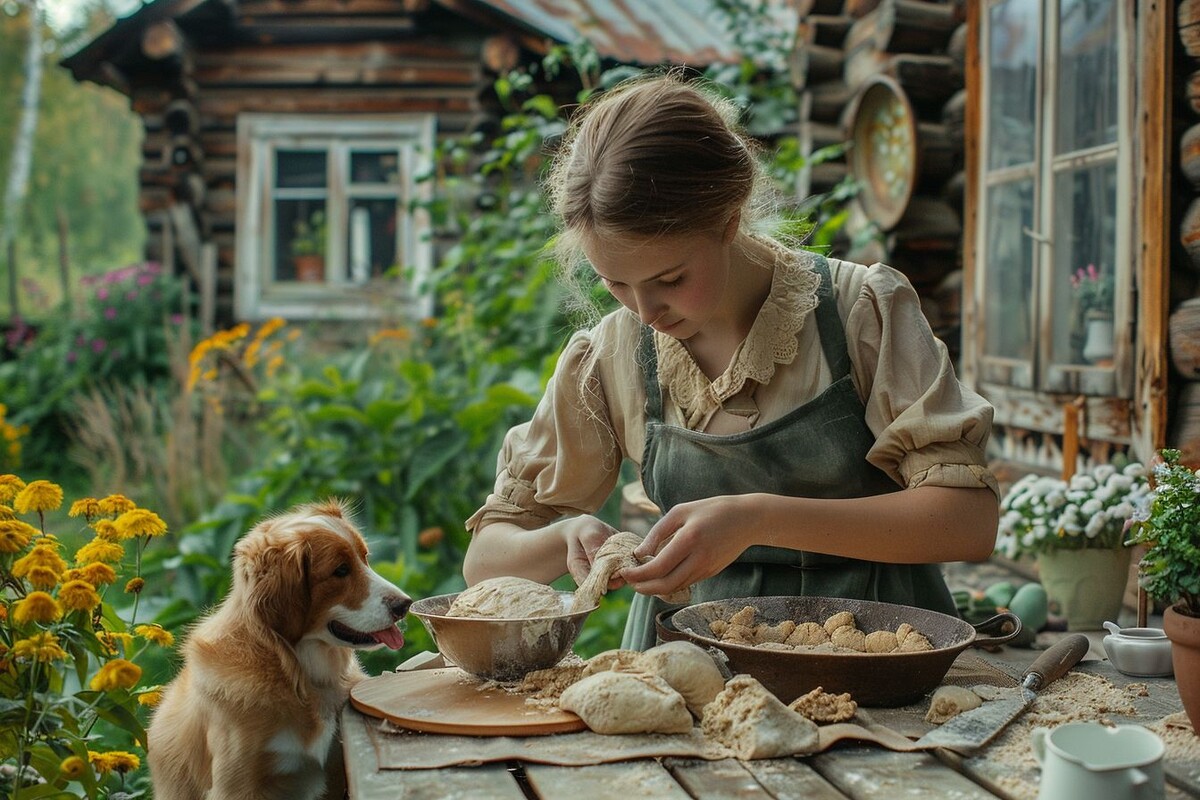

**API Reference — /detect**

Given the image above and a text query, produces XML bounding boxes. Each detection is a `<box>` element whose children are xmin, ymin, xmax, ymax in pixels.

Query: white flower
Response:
<box><xmin>1123</xmin><ymin>462</ymin><xmax>1146</xmax><ymax>478</ymax></box>
<box><xmin>1069</xmin><ymin>474</ymin><xmax>1097</xmax><ymax>492</ymax></box>
<box><xmin>1080</xmin><ymin>498</ymin><xmax>1103</xmax><ymax>516</ymax></box>
<box><xmin>1093</xmin><ymin>464</ymin><xmax>1117</xmax><ymax>482</ymax></box>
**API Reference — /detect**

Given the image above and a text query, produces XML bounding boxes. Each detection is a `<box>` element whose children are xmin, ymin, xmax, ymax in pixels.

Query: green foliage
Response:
<box><xmin>290</xmin><ymin>209</ymin><xmax>327</xmax><ymax>258</ymax></box>
<box><xmin>1126</xmin><ymin>449</ymin><xmax>1200</xmax><ymax>616</ymax></box>
<box><xmin>0</xmin><ymin>262</ymin><xmax>192</xmax><ymax>478</ymax></box>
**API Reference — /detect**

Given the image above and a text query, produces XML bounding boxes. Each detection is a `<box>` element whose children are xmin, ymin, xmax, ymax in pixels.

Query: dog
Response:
<box><xmin>148</xmin><ymin>499</ymin><xmax>411</xmax><ymax>800</ymax></box>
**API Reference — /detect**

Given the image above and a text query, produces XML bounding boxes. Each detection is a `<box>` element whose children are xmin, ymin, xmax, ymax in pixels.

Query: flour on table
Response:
<box><xmin>446</xmin><ymin>576</ymin><xmax>564</xmax><ymax>619</ymax></box>
<box><xmin>700</xmin><ymin>675</ymin><xmax>819</xmax><ymax>759</ymax></box>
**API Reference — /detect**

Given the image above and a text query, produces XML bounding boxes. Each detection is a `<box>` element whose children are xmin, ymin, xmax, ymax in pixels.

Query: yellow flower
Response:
<box><xmin>98</xmin><ymin>494</ymin><xmax>136</xmax><ymax>515</ymax></box>
<box><xmin>13</xmin><ymin>543</ymin><xmax>68</xmax><ymax>577</ymax></box>
<box><xmin>59</xmin><ymin>579</ymin><xmax>102</xmax><ymax>612</ymax></box>
<box><xmin>13</xmin><ymin>591</ymin><xmax>62</xmax><ymax>624</ymax></box>
<box><xmin>77</xmin><ymin>562</ymin><xmax>117</xmax><ymax>586</ymax></box>
<box><xmin>258</xmin><ymin>316</ymin><xmax>286</xmax><ymax>339</ymax></box>
<box><xmin>60</xmin><ymin>755</ymin><xmax>87</xmax><ymax>779</ymax></box>
<box><xmin>90</xmin><ymin>658</ymin><xmax>142</xmax><ymax>691</ymax></box>
<box><xmin>96</xmin><ymin>630</ymin><xmax>134</xmax><ymax>655</ymax></box>
<box><xmin>88</xmin><ymin>750</ymin><xmax>140</xmax><ymax>775</ymax></box>
<box><xmin>137</xmin><ymin>688</ymin><xmax>163</xmax><ymax>707</ymax></box>
<box><xmin>69</xmin><ymin>497</ymin><xmax>103</xmax><ymax>519</ymax></box>
<box><xmin>0</xmin><ymin>519</ymin><xmax>35</xmax><ymax>553</ymax></box>
<box><xmin>0</xmin><ymin>604</ymin><xmax>7</xmax><ymax>622</ymax></box>
<box><xmin>134</xmin><ymin>623</ymin><xmax>175</xmax><ymax>647</ymax></box>
<box><xmin>92</xmin><ymin>519</ymin><xmax>120</xmax><ymax>541</ymax></box>
<box><xmin>0</xmin><ymin>474</ymin><xmax>26</xmax><ymax>503</ymax></box>
<box><xmin>12</xmin><ymin>631</ymin><xmax>68</xmax><ymax>662</ymax></box>
<box><xmin>369</xmin><ymin>327</ymin><xmax>412</xmax><ymax>345</ymax></box>
<box><xmin>114</xmin><ymin>508</ymin><xmax>167</xmax><ymax>539</ymax></box>
<box><xmin>25</xmin><ymin>566</ymin><xmax>61</xmax><ymax>589</ymax></box>
<box><xmin>75</xmin><ymin>538</ymin><xmax>124</xmax><ymax>565</ymax></box>
<box><xmin>0</xmin><ymin>503</ymin><xmax>14</xmax><ymax>519</ymax></box>
<box><xmin>13</xmin><ymin>480</ymin><xmax>63</xmax><ymax>513</ymax></box>
<box><xmin>125</xmin><ymin>577</ymin><xmax>145</xmax><ymax>594</ymax></box>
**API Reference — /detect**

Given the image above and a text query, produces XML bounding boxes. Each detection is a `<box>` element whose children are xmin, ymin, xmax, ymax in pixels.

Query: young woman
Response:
<box><xmin>463</xmin><ymin>73</ymin><xmax>999</xmax><ymax>649</ymax></box>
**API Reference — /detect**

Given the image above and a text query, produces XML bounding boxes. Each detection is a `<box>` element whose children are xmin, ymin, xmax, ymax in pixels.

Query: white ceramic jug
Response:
<box><xmin>1032</xmin><ymin>722</ymin><xmax>1165</xmax><ymax>800</ymax></box>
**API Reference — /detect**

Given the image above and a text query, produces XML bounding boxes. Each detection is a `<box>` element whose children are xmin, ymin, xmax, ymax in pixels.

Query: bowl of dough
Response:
<box><xmin>659</xmin><ymin>595</ymin><xmax>1020</xmax><ymax>707</ymax></box>
<box><xmin>409</xmin><ymin>577</ymin><xmax>597</xmax><ymax>681</ymax></box>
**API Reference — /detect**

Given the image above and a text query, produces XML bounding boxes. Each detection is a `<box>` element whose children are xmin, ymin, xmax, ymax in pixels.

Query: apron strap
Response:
<box><xmin>810</xmin><ymin>256</ymin><xmax>851</xmax><ymax>382</ymax></box>
<box><xmin>638</xmin><ymin>323</ymin><xmax>664</xmax><ymax>423</ymax></box>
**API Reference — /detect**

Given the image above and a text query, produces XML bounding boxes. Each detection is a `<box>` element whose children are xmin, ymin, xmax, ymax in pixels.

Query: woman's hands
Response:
<box><xmin>621</xmin><ymin>494</ymin><xmax>757</xmax><ymax>597</ymax></box>
<box><xmin>562</xmin><ymin>515</ymin><xmax>628</xmax><ymax>589</ymax></box>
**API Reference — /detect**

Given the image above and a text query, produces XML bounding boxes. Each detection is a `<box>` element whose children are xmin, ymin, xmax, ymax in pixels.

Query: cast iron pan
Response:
<box><xmin>658</xmin><ymin>595</ymin><xmax>1020</xmax><ymax>707</ymax></box>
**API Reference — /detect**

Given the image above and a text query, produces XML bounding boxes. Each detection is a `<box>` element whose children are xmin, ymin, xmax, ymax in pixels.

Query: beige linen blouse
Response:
<box><xmin>465</xmin><ymin>246</ymin><xmax>997</xmax><ymax>533</ymax></box>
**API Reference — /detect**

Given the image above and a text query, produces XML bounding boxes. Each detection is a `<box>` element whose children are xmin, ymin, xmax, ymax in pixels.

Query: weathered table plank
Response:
<box><xmin>664</xmin><ymin>757</ymin><xmax>789</xmax><ymax>798</ymax></box>
<box><xmin>741</xmin><ymin>757</ymin><xmax>854</xmax><ymax>799</ymax></box>
<box><xmin>810</xmin><ymin>747</ymin><xmax>999</xmax><ymax>799</ymax></box>
<box><xmin>524</xmin><ymin>761</ymin><xmax>691</xmax><ymax>799</ymax></box>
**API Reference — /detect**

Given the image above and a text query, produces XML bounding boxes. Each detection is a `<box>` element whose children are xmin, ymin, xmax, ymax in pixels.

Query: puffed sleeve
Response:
<box><xmin>842</xmin><ymin>262</ymin><xmax>999</xmax><ymax>498</ymax></box>
<box><xmin>465</xmin><ymin>328</ymin><xmax>626</xmax><ymax>532</ymax></box>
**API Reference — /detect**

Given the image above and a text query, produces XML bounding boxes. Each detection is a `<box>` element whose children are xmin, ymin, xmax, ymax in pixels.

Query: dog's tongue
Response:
<box><xmin>370</xmin><ymin>625</ymin><xmax>405</xmax><ymax>649</ymax></box>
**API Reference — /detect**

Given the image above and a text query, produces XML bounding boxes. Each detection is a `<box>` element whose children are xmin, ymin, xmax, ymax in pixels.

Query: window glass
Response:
<box><xmin>350</xmin><ymin>151</ymin><xmax>401</xmax><ymax>185</ymax></box>
<box><xmin>347</xmin><ymin>198</ymin><xmax>399</xmax><ymax>283</ymax></box>
<box><xmin>276</xmin><ymin>150</ymin><xmax>327</xmax><ymax>188</ymax></box>
<box><xmin>987</xmin><ymin>0</ymin><xmax>1040</xmax><ymax>169</ymax></box>
<box><xmin>983</xmin><ymin>179</ymin><xmax>1035</xmax><ymax>361</ymax></box>
<box><xmin>1057</xmin><ymin>0</ymin><xmax>1119</xmax><ymax>153</ymax></box>
<box><xmin>1051</xmin><ymin>161</ymin><xmax>1117</xmax><ymax>365</ymax></box>
<box><xmin>274</xmin><ymin>200</ymin><xmax>327</xmax><ymax>283</ymax></box>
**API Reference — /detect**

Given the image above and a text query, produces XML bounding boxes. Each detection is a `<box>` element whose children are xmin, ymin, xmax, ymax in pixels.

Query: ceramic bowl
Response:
<box><xmin>409</xmin><ymin>591</ymin><xmax>595</xmax><ymax>681</ymax></box>
<box><xmin>1102</xmin><ymin>621</ymin><xmax>1174</xmax><ymax>678</ymax></box>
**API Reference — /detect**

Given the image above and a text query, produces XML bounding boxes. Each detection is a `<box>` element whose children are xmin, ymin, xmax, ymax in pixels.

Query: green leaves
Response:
<box><xmin>1127</xmin><ymin>449</ymin><xmax>1200</xmax><ymax>614</ymax></box>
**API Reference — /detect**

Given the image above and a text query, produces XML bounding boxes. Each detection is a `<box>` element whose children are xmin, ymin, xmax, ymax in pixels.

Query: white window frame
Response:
<box><xmin>971</xmin><ymin>0</ymin><xmax>1134</xmax><ymax>404</ymax></box>
<box><xmin>235</xmin><ymin>114</ymin><xmax>435</xmax><ymax>321</ymax></box>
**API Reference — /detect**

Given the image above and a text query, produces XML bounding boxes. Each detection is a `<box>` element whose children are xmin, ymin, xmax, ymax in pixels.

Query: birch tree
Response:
<box><xmin>1</xmin><ymin>0</ymin><xmax>44</xmax><ymax>268</ymax></box>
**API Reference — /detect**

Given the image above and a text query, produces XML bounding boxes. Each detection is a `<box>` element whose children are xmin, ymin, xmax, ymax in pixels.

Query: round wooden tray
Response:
<box><xmin>350</xmin><ymin>668</ymin><xmax>587</xmax><ymax>736</ymax></box>
<box><xmin>847</xmin><ymin>75</ymin><xmax>918</xmax><ymax>231</ymax></box>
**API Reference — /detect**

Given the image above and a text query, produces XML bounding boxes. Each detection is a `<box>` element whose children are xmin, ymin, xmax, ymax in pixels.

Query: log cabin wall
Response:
<box><xmin>127</xmin><ymin>0</ymin><xmax>509</xmax><ymax>329</ymax></box>
<box><xmin>792</xmin><ymin>0</ymin><xmax>967</xmax><ymax>360</ymax></box>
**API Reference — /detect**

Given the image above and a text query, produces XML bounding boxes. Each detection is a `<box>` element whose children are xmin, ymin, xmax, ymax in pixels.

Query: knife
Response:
<box><xmin>914</xmin><ymin>633</ymin><xmax>1091</xmax><ymax>754</ymax></box>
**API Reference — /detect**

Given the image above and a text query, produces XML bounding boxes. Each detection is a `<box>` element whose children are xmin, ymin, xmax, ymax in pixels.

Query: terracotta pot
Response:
<box><xmin>293</xmin><ymin>255</ymin><xmax>325</xmax><ymax>283</ymax></box>
<box><xmin>1164</xmin><ymin>604</ymin><xmax>1200</xmax><ymax>733</ymax></box>
<box><xmin>1037</xmin><ymin>548</ymin><xmax>1131</xmax><ymax>631</ymax></box>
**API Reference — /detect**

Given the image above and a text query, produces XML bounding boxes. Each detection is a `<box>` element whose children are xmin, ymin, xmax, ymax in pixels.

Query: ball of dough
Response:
<box><xmin>581</xmin><ymin>649</ymin><xmax>641</xmax><ymax>677</ymax></box>
<box><xmin>824</xmin><ymin>611</ymin><xmax>856</xmax><ymax>635</ymax></box>
<box><xmin>559</xmin><ymin>671</ymin><xmax>693</xmax><ymax>734</ymax></box>
<box><xmin>447</xmin><ymin>576</ymin><xmax>565</xmax><ymax>619</ymax></box>
<box><xmin>924</xmin><ymin>685</ymin><xmax>983</xmax><ymax>724</ymax></box>
<box><xmin>631</xmin><ymin>641</ymin><xmax>726</xmax><ymax>717</ymax></box>
<box><xmin>701</xmin><ymin>675</ymin><xmax>819</xmax><ymax>759</ymax></box>
<box><xmin>753</xmin><ymin>620</ymin><xmax>796</xmax><ymax>644</ymax></box>
<box><xmin>864</xmin><ymin>630</ymin><xmax>899</xmax><ymax>653</ymax></box>
<box><xmin>785</xmin><ymin>622</ymin><xmax>829</xmax><ymax>647</ymax></box>
<box><xmin>830</xmin><ymin>624</ymin><xmax>867</xmax><ymax>652</ymax></box>
<box><xmin>897</xmin><ymin>631</ymin><xmax>934</xmax><ymax>652</ymax></box>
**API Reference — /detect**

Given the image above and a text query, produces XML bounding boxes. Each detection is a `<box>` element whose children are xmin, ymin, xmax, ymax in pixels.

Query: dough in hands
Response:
<box><xmin>446</xmin><ymin>576</ymin><xmax>564</xmax><ymax>619</ymax></box>
<box><xmin>559</xmin><ymin>671</ymin><xmax>693</xmax><ymax>734</ymax></box>
<box><xmin>701</xmin><ymin>675</ymin><xmax>819</xmax><ymax>759</ymax></box>
<box><xmin>571</xmin><ymin>531</ymin><xmax>691</xmax><ymax>612</ymax></box>
<box><xmin>924</xmin><ymin>685</ymin><xmax>983</xmax><ymax>724</ymax></box>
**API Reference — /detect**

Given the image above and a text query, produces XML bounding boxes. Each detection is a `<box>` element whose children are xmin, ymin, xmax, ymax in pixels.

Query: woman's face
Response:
<box><xmin>582</xmin><ymin>218</ymin><xmax>738</xmax><ymax>341</ymax></box>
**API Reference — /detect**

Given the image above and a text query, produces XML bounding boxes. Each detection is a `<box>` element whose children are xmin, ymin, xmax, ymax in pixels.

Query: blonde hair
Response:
<box><xmin>544</xmin><ymin>72</ymin><xmax>779</xmax><ymax>321</ymax></box>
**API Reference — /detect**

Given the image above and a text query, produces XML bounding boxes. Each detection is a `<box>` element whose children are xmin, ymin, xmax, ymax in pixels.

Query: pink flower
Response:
<box><xmin>97</xmin><ymin>288</ymin><xmax>109</xmax><ymax>300</ymax></box>
<box><xmin>91</xmin><ymin>339</ymin><xmax>107</xmax><ymax>353</ymax></box>
<box><xmin>104</xmin><ymin>307</ymin><xmax>117</xmax><ymax>320</ymax></box>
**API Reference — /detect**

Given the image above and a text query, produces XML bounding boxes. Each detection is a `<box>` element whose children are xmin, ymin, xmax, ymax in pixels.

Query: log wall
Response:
<box><xmin>1173</xmin><ymin>1</ymin><xmax>1200</xmax><ymax>465</ymax></box>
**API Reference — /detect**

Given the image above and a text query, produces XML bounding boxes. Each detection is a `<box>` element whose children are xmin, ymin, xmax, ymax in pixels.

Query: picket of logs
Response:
<box><xmin>1176</xmin><ymin>0</ymin><xmax>1200</xmax><ymax>463</ymax></box>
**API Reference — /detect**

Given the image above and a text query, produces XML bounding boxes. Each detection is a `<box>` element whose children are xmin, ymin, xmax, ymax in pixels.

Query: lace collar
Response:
<box><xmin>654</xmin><ymin>242</ymin><xmax>821</xmax><ymax>426</ymax></box>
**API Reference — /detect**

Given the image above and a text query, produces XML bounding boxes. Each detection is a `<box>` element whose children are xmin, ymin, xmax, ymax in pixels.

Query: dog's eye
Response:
<box><xmin>333</xmin><ymin>563</ymin><xmax>352</xmax><ymax>578</ymax></box>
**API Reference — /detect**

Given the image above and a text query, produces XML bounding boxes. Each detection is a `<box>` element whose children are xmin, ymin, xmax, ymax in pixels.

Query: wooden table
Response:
<box><xmin>342</xmin><ymin>634</ymin><xmax>1200</xmax><ymax>799</ymax></box>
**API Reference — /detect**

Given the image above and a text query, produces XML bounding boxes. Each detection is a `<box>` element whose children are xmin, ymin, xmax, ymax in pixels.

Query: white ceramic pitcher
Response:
<box><xmin>1032</xmin><ymin>722</ymin><xmax>1165</xmax><ymax>800</ymax></box>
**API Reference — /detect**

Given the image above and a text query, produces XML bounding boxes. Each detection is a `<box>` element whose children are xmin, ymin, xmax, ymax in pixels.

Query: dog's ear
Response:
<box><xmin>233</xmin><ymin>522</ymin><xmax>312</xmax><ymax>642</ymax></box>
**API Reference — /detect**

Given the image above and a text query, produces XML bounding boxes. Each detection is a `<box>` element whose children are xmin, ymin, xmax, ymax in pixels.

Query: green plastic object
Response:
<box><xmin>1008</xmin><ymin>582</ymin><xmax>1049</xmax><ymax>634</ymax></box>
<box><xmin>983</xmin><ymin>580</ymin><xmax>1017</xmax><ymax>608</ymax></box>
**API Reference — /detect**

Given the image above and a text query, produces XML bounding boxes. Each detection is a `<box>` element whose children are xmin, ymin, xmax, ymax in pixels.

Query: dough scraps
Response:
<box><xmin>446</xmin><ymin>576</ymin><xmax>564</xmax><ymax>619</ymax></box>
<box><xmin>559</xmin><ymin>671</ymin><xmax>694</xmax><ymax>735</ymax></box>
<box><xmin>700</xmin><ymin>675</ymin><xmax>819</xmax><ymax>759</ymax></box>
<box><xmin>788</xmin><ymin>686</ymin><xmax>858</xmax><ymax>723</ymax></box>
<box><xmin>924</xmin><ymin>685</ymin><xmax>983</xmax><ymax>724</ymax></box>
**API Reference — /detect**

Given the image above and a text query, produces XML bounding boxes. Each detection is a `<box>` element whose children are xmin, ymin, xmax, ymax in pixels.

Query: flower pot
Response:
<box><xmin>1164</xmin><ymin>604</ymin><xmax>1200</xmax><ymax>733</ymax></box>
<box><xmin>293</xmin><ymin>255</ymin><xmax>325</xmax><ymax>283</ymax></box>
<box><xmin>1082</xmin><ymin>313</ymin><xmax>1114</xmax><ymax>366</ymax></box>
<box><xmin>1037</xmin><ymin>548</ymin><xmax>1131</xmax><ymax>631</ymax></box>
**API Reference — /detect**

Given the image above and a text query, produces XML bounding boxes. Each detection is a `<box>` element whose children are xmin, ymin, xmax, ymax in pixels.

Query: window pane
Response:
<box><xmin>983</xmin><ymin>179</ymin><xmax>1035</xmax><ymax>361</ymax></box>
<box><xmin>350</xmin><ymin>151</ymin><xmax>401</xmax><ymax>184</ymax></box>
<box><xmin>275</xmin><ymin>200</ymin><xmax>327</xmax><ymax>282</ymax></box>
<box><xmin>1052</xmin><ymin>161</ymin><xmax>1117</xmax><ymax>366</ymax></box>
<box><xmin>276</xmin><ymin>150</ymin><xmax>327</xmax><ymax>189</ymax></box>
<box><xmin>987</xmin><ymin>0</ymin><xmax>1040</xmax><ymax>169</ymax></box>
<box><xmin>1057</xmin><ymin>0</ymin><xmax>1119</xmax><ymax>153</ymax></box>
<box><xmin>347</xmin><ymin>198</ymin><xmax>399</xmax><ymax>283</ymax></box>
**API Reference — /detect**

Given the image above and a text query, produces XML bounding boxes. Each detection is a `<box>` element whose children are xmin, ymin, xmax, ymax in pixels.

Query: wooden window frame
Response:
<box><xmin>965</xmin><ymin>0</ymin><xmax>1136</xmax><ymax>442</ymax></box>
<box><xmin>235</xmin><ymin>113</ymin><xmax>435</xmax><ymax>321</ymax></box>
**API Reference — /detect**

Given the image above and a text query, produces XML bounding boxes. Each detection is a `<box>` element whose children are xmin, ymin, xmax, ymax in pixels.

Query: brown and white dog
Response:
<box><xmin>148</xmin><ymin>499</ymin><xmax>410</xmax><ymax>800</ymax></box>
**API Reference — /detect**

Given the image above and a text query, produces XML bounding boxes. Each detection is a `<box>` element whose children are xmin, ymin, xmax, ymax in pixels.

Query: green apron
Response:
<box><xmin>621</xmin><ymin>256</ymin><xmax>957</xmax><ymax>650</ymax></box>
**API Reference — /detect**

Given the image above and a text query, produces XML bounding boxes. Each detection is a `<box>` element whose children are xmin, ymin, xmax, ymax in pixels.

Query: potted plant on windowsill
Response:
<box><xmin>291</xmin><ymin>209</ymin><xmax>326</xmax><ymax>283</ymax></box>
<box><xmin>995</xmin><ymin>461</ymin><xmax>1149</xmax><ymax>631</ymax></box>
<box><xmin>1069</xmin><ymin>263</ymin><xmax>1115</xmax><ymax>365</ymax></box>
<box><xmin>1126</xmin><ymin>448</ymin><xmax>1200</xmax><ymax>732</ymax></box>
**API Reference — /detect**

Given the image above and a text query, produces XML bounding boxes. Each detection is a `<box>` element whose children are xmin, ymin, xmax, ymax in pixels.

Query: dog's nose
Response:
<box><xmin>387</xmin><ymin>595</ymin><xmax>411</xmax><ymax>620</ymax></box>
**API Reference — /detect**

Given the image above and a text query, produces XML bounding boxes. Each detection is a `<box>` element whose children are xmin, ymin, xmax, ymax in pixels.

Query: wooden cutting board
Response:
<box><xmin>350</xmin><ymin>668</ymin><xmax>587</xmax><ymax>736</ymax></box>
